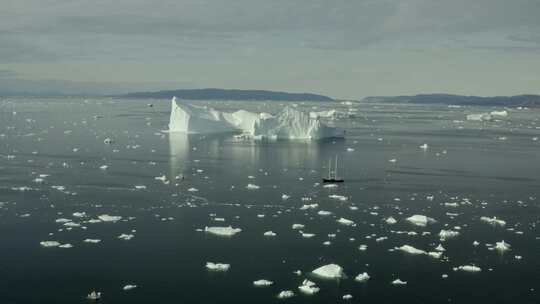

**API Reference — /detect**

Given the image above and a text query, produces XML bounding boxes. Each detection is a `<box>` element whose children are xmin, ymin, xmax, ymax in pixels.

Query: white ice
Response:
<box><xmin>312</xmin><ymin>264</ymin><xmax>344</xmax><ymax>279</ymax></box>
<box><xmin>206</xmin><ymin>262</ymin><xmax>230</xmax><ymax>271</ymax></box>
<box><xmin>204</xmin><ymin>226</ymin><xmax>242</xmax><ymax>236</ymax></box>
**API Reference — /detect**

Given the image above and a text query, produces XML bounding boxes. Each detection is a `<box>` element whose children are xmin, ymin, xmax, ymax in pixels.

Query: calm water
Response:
<box><xmin>0</xmin><ymin>97</ymin><xmax>539</xmax><ymax>303</ymax></box>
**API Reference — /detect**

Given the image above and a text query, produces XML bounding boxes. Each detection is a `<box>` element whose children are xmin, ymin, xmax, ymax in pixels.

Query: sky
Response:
<box><xmin>1</xmin><ymin>0</ymin><xmax>540</xmax><ymax>99</ymax></box>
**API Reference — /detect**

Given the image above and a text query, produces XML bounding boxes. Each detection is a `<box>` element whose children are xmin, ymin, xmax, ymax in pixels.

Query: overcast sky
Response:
<box><xmin>1</xmin><ymin>0</ymin><xmax>540</xmax><ymax>98</ymax></box>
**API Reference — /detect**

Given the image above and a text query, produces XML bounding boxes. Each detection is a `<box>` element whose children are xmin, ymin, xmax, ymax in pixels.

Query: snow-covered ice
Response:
<box><xmin>312</xmin><ymin>264</ymin><xmax>344</xmax><ymax>279</ymax></box>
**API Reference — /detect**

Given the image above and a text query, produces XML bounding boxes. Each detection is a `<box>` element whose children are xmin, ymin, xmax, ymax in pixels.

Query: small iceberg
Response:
<box><xmin>277</xmin><ymin>290</ymin><xmax>295</xmax><ymax>299</ymax></box>
<box><xmin>495</xmin><ymin>240</ymin><xmax>511</xmax><ymax>252</ymax></box>
<box><xmin>253</xmin><ymin>279</ymin><xmax>273</xmax><ymax>287</ymax></box>
<box><xmin>391</xmin><ymin>278</ymin><xmax>407</xmax><ymax>285</ymax></box>
<box><xmin>355</xmin><ymin>272</ymin><xmax>370</xmax><ymax>282</ymax></box>
<box><xmin>204</xmin><ymin>226</ymin><xmax>242</xmax><ymax>236</ymax></box>
<box><xmin>298</xmin><ymin>279</ymin><xmax>320</xmax><ymax>295</ymax></box>
<box><xmin>123</xmin><ymin>284</ymin><xmax>137</xmax><ymax>291</ymax></box>
<box><xmin>439</xmin><ymin>229</ymin><xmax>460</xmax><ymax>241</ymax></box>
<box><xmin>87</xmin><ymin>291</ymin><xmax>102</xmax><ymax>300</ymax></box>
<box><xmin>406</xmin><ymin>214</ymin><xmax>434</xmax><ymax>227</ymax></box>
<box><xmin>206</xmin><ymin>262</ymin><xmax>230</xmax><ymax>271</ymax></box>
<box><xmin>98</xmin><ymin>214</ymin><xmax>122</xmax><ymax>222</ymax></box>
<box><xmin>480</xmin><ymin>216</ymin><xmax>506</xmax><ymax>227</ymax></box>
<box><xmin>312</xmin><ymin>264</ymin><xmax>344</xmax><ymax>279</ymax></box>
<box><xmin>40</xmin><ymin>241</ymin><xmax>60</xmax><ymax>248</ymax></box>
<box><xmin>337</xmin><ymin>217</ymin><xmax>355</xmax><ymax>226</ymax></box>
<box><xmin>385</xmin><ymin>217</ymin><xmax>397</xmax><ymax>225</ymax></box>
<box><xmin>455</xmin><ymin>265</ymin><xmax>482</xmax><ymax>272</ymax></box>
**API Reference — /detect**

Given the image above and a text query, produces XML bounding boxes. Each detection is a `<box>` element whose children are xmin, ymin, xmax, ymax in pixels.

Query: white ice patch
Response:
<box><xmin>204</xmin><ymin>226</ymin><xmax>242</xmax><ymax>236</ymax></box>
<box><xmin>246</xmin><ymin>184</ymin><xmax>260</xmax><ymax>190</ymax></box>
<box><xmin>98</xmin><ymin>214</ymin><xmax>122</xmax><ymax>222</ymax></box>
<box><xmin>123</xmin><ymin>285</ymin><xmax>137</xmax><ymax>291</ymax></box>
<box><xmin>406</xmin><ymin>215</ymin><xmax>434</xmax><ymax>227</ymax></box>
<box><xmin>455</xmin><ymin>265</ymin><xmax>482</xmax><ymax>272</ymax></box>
<box><xmin>385</xmin><ymin>217</ymin><xmax>397</xmax><ymax>225</ymax></box>
<box><xmin>392</xmin><ymin>279</ymin><xmax>407</xmax><ymax>285</ymax></box>
<box><xmin>355</xmin><ymin>272</ymin><xmax>370</xmax><ymax>282</ymax></box>
<box><xmin>40</xmin><ymin>241</ymin><xmax>61</xmax><ymax>247</ymax></box>
<box><xmin>277</xmin><ymin>290</ymin><xmax>295</xmax><ymax>299</ymax></box>
<box><xmin>337</xmin><ymin>217</ymin><xmax>355</xmax><ymax>226</ymax></box>
<box><xmin>206</xmin><ymin>262</ymin><xmax>230</xmax><ymax>271</ymax></box>
<box><xmin>480</xmin><ymin>216</ymin><xmax>506</xmax><ymax>226</ymax></box>
<box><xmin>263</xmin><ymin>231</ymin><xmax>277</xmax><ymax>237</ymax></box>
<box><xmin>312</xmin><ymin>264</ymin><xmax>344</xmax><ymax>279</ymax></box>
<box><xmin>439</xmin><ymin>229</ymin><xmax>460</xmax><ymax>241</ymax></box>
<box><xmin>298</xmin><ymin>279</ymin><xmax>320</xmax><ymax>295</ymax></box>
<box><xmin>495</xmin><ymin>240</ymin><xmax>511</xmax><ymax>252</ymax></box>
<box><xmin>253</xmin><ymin>279</ymin><xmax>273</xmax><ymax>287</ymax></box>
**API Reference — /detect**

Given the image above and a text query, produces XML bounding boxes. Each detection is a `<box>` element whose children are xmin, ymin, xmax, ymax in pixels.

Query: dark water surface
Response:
<box><xmin>0</xmin><ymin>97</ymin><xmax>539</xmax><ymax>303</ymax></box>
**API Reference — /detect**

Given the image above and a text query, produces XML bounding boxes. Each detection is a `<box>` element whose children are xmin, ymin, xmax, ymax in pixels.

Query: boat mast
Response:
<box><xmin>335</xmin><ymin>155</ymin><xmax>338</xmax><ymax>179</ymax></box>
<box><xmin>328</xmin><ymin>158</ymin><xmax>332</xmax><ymax>179</ymax></box>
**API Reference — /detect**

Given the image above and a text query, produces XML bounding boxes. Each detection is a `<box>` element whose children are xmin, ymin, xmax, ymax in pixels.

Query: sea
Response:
<box><xmin>0</xmin><ymin>97</ymin><xmax>539</xmax><ymax>303</ymax></box>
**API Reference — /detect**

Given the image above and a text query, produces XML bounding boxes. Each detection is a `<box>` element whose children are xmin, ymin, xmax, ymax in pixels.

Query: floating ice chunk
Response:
<box><xmin>337</xmin><ymin>217</ymin><xmax>355</xmax><ymax>226</ymax></box>
<box><xmin>312</xmin><ymin>264</ymin><xmax>344</xmax><ymax>279</ymax></box>
<box><xmin>317</xmin><ymin>210</ymin><xmax>332</xmax><ymax>216</ymax></box>
<box><xmin>206</xmin><ymin>262</ymin><xmax>230</xmax><ymax>271</ymax></box>
<box><xmin>473</xmin><ymin>241</ymin><xmax>480</xmax><ymax>246</ymax></box>
<box><xmin>495</xmin><ymin>240</ymin><xmax>511</xmax><ymax>252</ymax></box>
<box><xmin>391</xmin><ymin>279</ymin><xmax>407</xmax><ymax>285</ymax></box>
<box><xmin>355</xmin><ymin>272</ymin><xmax>370</xmax><ymax>282</ymax></box>
<box><xmin>358</xmin><ymin>244</ymin><xmax>368</xmax><ymax>251</ymax></box>
<box><xmin>309</xmin><ymin>109</ymin><xmax>336</xmax><ymax>119</ymax></box>
<box><xmin>300</xmin><ymin>203</ymin><xmax>318</xmax><ymax>210</ymax></box>
<box><xmin>40</xmin><ymin>241</ymin><xmax>61</xmax><ymax>247</ymax></box>
<box><xmin>343</xmin><ymin>294</ymin><xmax>353</xmax><ymax>300</ymax></box>
<box><xmin>83</xmin><ymin>239</ymin><xmax>101</xmax><ymax>244</ymax></box>
<box><xmin>389</xmin><ymin>158</ymin><xmax>397</xmax><ymax>163</ymax></box>
<box><xmin>118</xmin><ymin>234</ymin><xmax>134</xmax><ymax>240</ymax></box>
<box><xmin>385</xmin><ymin>217</ymin><xmax>397</xmax><ymax>225</ymax></box>
<box><xmin>406</xmin><ymin>215</ymin><xmax>434</xmax><ymax>227</ymax></box>
<box><xmin>103</xmin><ymin>137</ymin><xmax>114</xmax><ymax>144</ymax></box>
<box><xmin>99</xmin><ymin>165</ymin><xmax>108</xmax><ymax>170</ymax></box>
<box><xmin>263</xmin><ymin>231</ymin><xmax>277</xmax><ymax>237</ymax></box>
<box><xmin>281</xmin><ymin>194</ymin><xmax>290</xmax><ymax>200</ymax></box>
<box><xmin>55</xmin><ymin>218</ymin><xmax>72</xmax><ymax>223</ymax></box>
<box><xmin>87</xmin><ymin>291</ymin><xmax>102</xmax><ymax>300</ymax></box>
<box><xmin>439</xmin><ymin>230</ymin><xmax>460</xmax><ymax>241</ymax></box>
<box><xmin>59</xmin><ymin>243</ymin><xmax>73</xmax><ymax>248</ymax></box>
<box><xmin>427</xmin><ymin>251</ymin><xmax>442</xmax><ymax>259</ymax></box>
<box><xmin>490</xmin><ymin>110</ymin><xmax>508</xmax><ymax>118</ymax></box>
<box><xmin>419</xmin><ymin>143</ymin><xmax>429</xmax><ymax>150</ymax></box>
<box><xmin>205</xmin><ymin>226</ymin><xmax>242</xmax><ymax>236</ymax></box>
<box><xmin>346</xmin><ymin>148</ymin><xmax>355</xmax><ymax>152</ymax></box>
<box><xmin>187</xmin><ymin>187</ymin><xmax>198</xmax><ymax>192</ymax></box>
<box><xmin>323</xmin><ymin>183</ymin><xmax>338</xmax><ymax>188</ymax></box>
<box><xmin>397</xmin><ymin>245</ymin><xmax>426</xmax><ymax>255</ymax></box>
<box><xmin>467</xmin><ymin>113</ymin><xmax>492</xmax><ymax>121</ymax></box>
<box><xmin>253</xmin><ymin>279</ymin><xmax>273</xmax><ymax>287</ymax></box>
<box><xmin>98</xmin><ymin>214</ymin><xmax>122</xmax><ymax>222</ymax></box>
<box><xmin>329</xmin><ymin>195</ymin><xmax>348</xmax><ymax>201</ymax></box>
<box><xmin>122</xmin><ymin>284</ymin><xmax>137</xmax><ymax>291</ymax></box>
<box><xmin>480</xmin><ymin>216</ymin><xmax>506</xmax><ymax>226</ymax></box>
<box><xmin>73</xmin><ymin>212</ymin><xmax>87</xmax><ymax>218</ymax></box>
<box><xmin>64</xmin><ymin>222</ymin><xmax>81</xmax><ymax>228</ymax></box>
<box><xmin>246</xmin><ymin>184</ymin><xmax>260</xmax><ymax>190</ymax></box>
<box><xmin>292</xmin><ymin>224</ymin><xmax>305</xmax><ymax>230</ymax></box>
<box><xmin>455</xmin><ymin>265</ymin><xmax>482</xmax><ymax>272</ymax></box>
<box><xmin>298</xmin><ymin>279</ymin><xmax>320</xmax><ymax>295</ymax></box>
<box><xmin>435</xmin><ymin>244</ymin><xmax>446</xmax><ymax>252</ymax></box>
<box><xmin>134</xmin><ymin>185</ymin><xmax>147</xmax><ymax>190</ymax></box>
<box><xmin>301</xmin><ymin>232</ymin><xmax>315</xmax><ymax>238</ymax></box>
<box><xmin>277</xmin><ymin>290</ymin><xmax>295</xmax><ymax>299</ymax></box>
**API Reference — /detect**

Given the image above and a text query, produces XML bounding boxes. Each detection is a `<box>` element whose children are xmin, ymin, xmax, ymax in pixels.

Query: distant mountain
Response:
<box><xmin>362</xmin><ymin>94</ymin><xmax>540</xmax><ymax>107</ymax></box>
<box><xmin>121</xmin><ymin>88</ymin><xmax>334</xmax><ymax>102</ymax></box>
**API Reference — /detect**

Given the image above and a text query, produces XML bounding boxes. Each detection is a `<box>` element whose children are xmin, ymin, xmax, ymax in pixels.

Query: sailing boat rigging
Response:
<box><xmin>322</xmin><ymin>155</ymin><xmax>344</xmax><ymax>183</ymax></box>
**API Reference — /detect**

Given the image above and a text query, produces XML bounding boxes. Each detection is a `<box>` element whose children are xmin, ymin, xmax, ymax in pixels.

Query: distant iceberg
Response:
<box><xmin>168</xmin><ymin>97</ymin><xmax>344</xmax><ymax>139</ymax></box>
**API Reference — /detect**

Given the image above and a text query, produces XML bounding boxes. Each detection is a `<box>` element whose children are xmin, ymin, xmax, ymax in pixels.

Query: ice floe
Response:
<box><xmin>312</xmin><ymin>264</ymin><xmax>344</xmax><ymax>279</ymax></box>
<box><xmin>253</xmin><ymin>279</ymin><xmax>273</xmax><ymax>287</ymax></box>
<box><xmin>406</xmin><ymin>214</ymin><xmax>434</xmax><ymax>227</ymax></box>
<box><xmin>298</xmin><ymin>279</ymin><xmax>320</xmax><ymax>295</ymax></box>
<box><xmin>204</xmin><ymin>226</ymin><xmax>242</xmax><ymax>236</ymax></box>
<box><xmin>206</xmin><ymin>262</ymin><xmax>230</xmax><ymax>271</ymax></box>
<box><xmin>355</xmin><ymin>272</ymin><xmax>370</xmax><ymax>282</ymax></box>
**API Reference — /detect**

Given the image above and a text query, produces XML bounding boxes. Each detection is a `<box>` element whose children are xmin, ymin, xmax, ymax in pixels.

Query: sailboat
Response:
<box><xmin>322</xmin><ymin>155</ymin><xmax>344</xmax><ymax>183</ymax></box>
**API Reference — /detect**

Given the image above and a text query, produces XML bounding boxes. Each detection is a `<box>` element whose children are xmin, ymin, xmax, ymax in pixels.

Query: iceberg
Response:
<box><xmin>406</xmin><ymin>214</ymin><xmax>434</xmax><ymax>227</ymax></box>
<box><xmin>298</xmin><ymin>279</ymin><xmax>320</xmax><ymax>295</ymax></box>
<box><xmin>206</xmin><ymin>262</ymin><xmax>230</xmax><ymax>271</ymax></box>
<box><xmin>466</xmin><ymin>113</ymin><xmax>492</xmax><ymax>121</ymax></box>
<box><xmin>355</xmin><ymin>272</ymin><xmax>370</xmax><ymax>282</ymax></box>
<box><xmin>312</xmin><ymin>264</ymin><xmax>344</xmax><ymax>279</ymax></box>
<box><xmin>204</xmin><ymin>226</ymin><xmax>242</xmax><ymax>236</ymax></box>
<box><xmin>168</xmin><ymin>97</ymin><xmax>344</xmax><ymax>139</ymax></box>
<box><xmin>253</xmin><ymin>279</ymin><xmax>273</xmax><ymax>287</ymax></box>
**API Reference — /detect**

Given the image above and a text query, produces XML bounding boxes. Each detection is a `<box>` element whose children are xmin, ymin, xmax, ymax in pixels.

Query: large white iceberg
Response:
<box><xmin>168</xmin><ymin>97</ymin><xmax>344</xmax><ymax>139</ymax></box>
